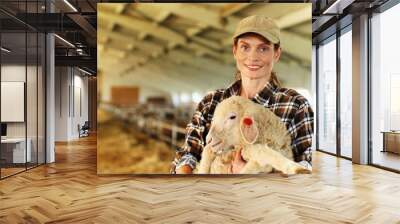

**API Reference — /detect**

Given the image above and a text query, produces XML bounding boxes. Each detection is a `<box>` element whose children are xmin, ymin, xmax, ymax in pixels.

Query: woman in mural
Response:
<box><xmin>171</xmin><ymin>15</ymin><xmax>314</xmax><ymax>174</ymax></box>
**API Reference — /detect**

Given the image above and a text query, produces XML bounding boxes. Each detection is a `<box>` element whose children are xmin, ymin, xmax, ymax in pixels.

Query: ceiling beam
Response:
<box><xmin>99</xmin><ymin>8</ymin><xmax>228</xmax><ymax>63</ymax></box>
<box><xmin>276</xmin><ymin>6</ymin><xmax>312</xmax><ymax>29</ymax></box>
<box><xmin>99</xmin><ymin>47</ymin><xmax>125</xmax><ymax>58</ymax></box>
<box><xmin>137</xmin><ymin>3</ymin><xmax>224</xmax><ymax>29</ymax></box>
<box><xmin>97</xmin><ymin>26</ymin><xmax>165</xmax><ymax>56</ymax></box>
<box><xmin>154</xmin><ymin>10</ymin><xmax>171</xmax><ymax>23</ymax></box>
<box><xmin>116</xmin><ymin>3</ymin><xmax>128</xmax><ymax>14</ymax></box>
<box><xmin>99</xmin><ymin>5</ymin><xmax>238</xmax><ymax>65</ymax></box>
<box><xmin>98</xmin><ymin>8</ymin><xmax>187</xmax><ymax>46</ymax></box>
<box><xmin>190</xmin><ymin>36</ymin><xmax>223</xmax><ymax>51</ymax></box>
<box><xmin>67</xmin><ymin>14</ymin><xmax>96</xmax><ymax>39</ymax></box>
<box><xmin>99</xmin><ymin>48</ymin><xmax>146</xmax><ymax>66</ymax></box>
<box><xmin>98</xmin><ymin>39</ymin><xmax>156</xmax><ymax>59</ymax></box>
<box><xmin>220</xmin><ymin>3</ymin><xmax>251</xmax><ymax>17</ymax></box>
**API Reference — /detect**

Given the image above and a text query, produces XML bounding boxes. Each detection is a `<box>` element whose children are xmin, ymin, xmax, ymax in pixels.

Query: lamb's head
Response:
<box><xmin>206</xmin><ymin>96</ymin><xmax>261</xmax><ymax>154</ymax></box>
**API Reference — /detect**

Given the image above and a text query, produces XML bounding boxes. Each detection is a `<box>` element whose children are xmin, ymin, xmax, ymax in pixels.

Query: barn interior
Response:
<box><xmin>96</xmin><ymin>3</ymin><xmax>312</xmax><ymax>174</ymax></box>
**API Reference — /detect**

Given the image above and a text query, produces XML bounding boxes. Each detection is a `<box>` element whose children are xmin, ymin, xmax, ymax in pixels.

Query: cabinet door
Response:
<box><xmin>386</xmin><ymin>133</ymin><xmax>399</xmax><ymax>153</ymax></box>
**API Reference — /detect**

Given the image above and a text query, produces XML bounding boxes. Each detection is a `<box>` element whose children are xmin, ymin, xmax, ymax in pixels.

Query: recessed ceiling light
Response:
<box><xmin>54</xmin><ymin>34</ymin><xmax>75</xmax><ymax>48</ymax></box>
<box><xmin>78</xmin><ymin>67</ymin><xmax>93</xmax><ymax>76</ymax></box>
<box><xmin>63</xmin><ymin>0</ymin><xmax>78</xmax><ymax>12</ymax></box>
<box><xmin>322</xmin><ymin>0</ymin><xmax>354</xmax><ymax>15</ymax></box>
<box><xmin>1</xmin><ymin>47</ymin><xmax>11</xmax><ymax>53</ymax></box>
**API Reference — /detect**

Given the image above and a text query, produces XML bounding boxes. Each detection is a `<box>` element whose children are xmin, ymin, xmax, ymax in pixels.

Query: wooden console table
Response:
<box><xmin>381</xmin><ymin>131</ymin><xmax>400</xmax><ymax>154</ymax></box>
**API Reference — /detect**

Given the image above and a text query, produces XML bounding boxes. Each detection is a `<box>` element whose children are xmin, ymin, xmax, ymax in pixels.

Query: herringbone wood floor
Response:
<box><xmin>1</xmin><ymin>135</ymin><xmax>400</xmax><ymax>224</ymax></box>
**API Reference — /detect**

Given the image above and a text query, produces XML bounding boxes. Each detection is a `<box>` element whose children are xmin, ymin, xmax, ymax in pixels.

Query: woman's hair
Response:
<box><xmin>233</xmin><ymin>33</ymin><xmax>281</xmax><ymax>88</ymax></box>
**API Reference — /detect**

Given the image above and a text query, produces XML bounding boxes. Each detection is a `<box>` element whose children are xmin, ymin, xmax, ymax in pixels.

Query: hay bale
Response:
<box><xmin>98</xmin><ymin>120</ymin><xmax>175</xmax><ymax>174</ymax></box>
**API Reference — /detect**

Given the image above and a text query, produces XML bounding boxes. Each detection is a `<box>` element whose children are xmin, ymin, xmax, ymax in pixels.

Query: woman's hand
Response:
<box><xmin>230</xmin><ymin>148</ymin><xmax>247</xmax><ymax>174</ymax></box>
<box><xmin>176</xmin><ymin>165</ymin><xmax>193</xmax><ymax>174</ymax></box>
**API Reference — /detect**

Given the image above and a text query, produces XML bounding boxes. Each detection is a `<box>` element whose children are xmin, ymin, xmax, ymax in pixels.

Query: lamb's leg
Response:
<box><xmin>240</xmin><ymin>161</ymin><xmax>272</xmax><ymax>174</ymax></box>
<box><xmin>246</xmin><ymin>144</ymin><xmax>311</xmax><ymax>175</ymax></box>
<box><xmin>196</xmin><ymin>145</ymin><xmax>215</xmax><ymax>174</ymax></box>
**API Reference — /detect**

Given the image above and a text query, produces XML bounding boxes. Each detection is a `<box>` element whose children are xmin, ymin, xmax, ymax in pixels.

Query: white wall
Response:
<box><xmin>74</xmin><ymin>73</ymin><xmax>89</xmax><ymax>121</ymax></box>
<box><xmin>1</xmin><ymin>65</ymin><xmax>27</xmax><ymax>137</ymax></box>
<box><xmin>55</xmin><ymin>67</ymin><xmax>89</xmax><ymax>141</ymax></box>
<box><xmin>72</xmin><ymin>73</ymin><xmax>89</xmax><ymax>138</ymax></box>
<box><xmin>55</xmin><ymin>66</ymin><xmax>69</xmax><ymax>141</ymax></box>
<box><xmin>1</xmin><ymin>63</ymin><xmax>46</xmax><ymax>163</ymax></box>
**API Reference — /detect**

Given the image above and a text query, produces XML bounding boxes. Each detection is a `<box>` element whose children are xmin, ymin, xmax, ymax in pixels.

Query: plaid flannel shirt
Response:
<box><xmin>170</xmin><ymin>79</ymin><xmax>314</xmax><ymax>173</ymax></box>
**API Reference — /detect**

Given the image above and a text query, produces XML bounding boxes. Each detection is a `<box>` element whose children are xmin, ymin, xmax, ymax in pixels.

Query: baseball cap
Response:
<box><xmin>233</xmin><ymin>15</ymin><xmax>280</xmax><ymax>44</ymax></box>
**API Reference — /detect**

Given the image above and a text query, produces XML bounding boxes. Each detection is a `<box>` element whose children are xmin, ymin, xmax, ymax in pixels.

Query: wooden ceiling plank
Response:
<box><xmin>153</xmin><ymin>3</ymin><xmax>224</xmax><ymax>29</ymax></box>
<box><xmin>190</xmin><ymin>36</ymin><xmax>223</xmax><ymax>51</ymax></box>
<box><xmin>276</xmin><ymin>6</ymin><xmax>311</xmax><ymax>30</ymax></box>
<box><xmin>220</xmin><ymin>3</ymin><xmax>251</xmax><ymax>17</ymax></box>
<box><xmin>99</xmin><ymin>8</ymin><xmax>186</xmax><ymax>45</ymax></box>
<box><xmin>154</xmin><ymin>10</ymin><xmax>171</xmax><ymax>23</ymax></box>
<box><xmin>115</xmin><ymin>3</ymin><xmax>128</xmax><ymax>14</ymax></box>
<box><xmin>98</xmin><ymin>27</ymin><xmax>164</xmax><ymax>55</ymax></box>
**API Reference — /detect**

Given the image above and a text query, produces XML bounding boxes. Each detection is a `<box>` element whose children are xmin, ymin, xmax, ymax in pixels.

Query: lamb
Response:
<box><xmin>195</xmin><ymin>96</ymin><xmax>311</xmax><ymax>175</ymax></box>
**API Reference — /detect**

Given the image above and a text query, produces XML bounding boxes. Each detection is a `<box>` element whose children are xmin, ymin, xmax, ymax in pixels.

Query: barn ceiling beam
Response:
<box><xmin>137</xmin><ymin>3</ymin><xmax>224</xmax><ymax>29</ymax></box>
<box><xmin>99</xmin><ymin>8</ymin><xmax>230</xmax><ymax>64</ymax></box>
<box><xmin>220</xmin><ymin>3</ymin><xmax>251</xmax><ymax>17</ymax></box>
<box><xmin>276</xmin><ymin>6</ymin><xmax>311</xmax><ymax>29</ymax></box>
<box><xmin>98</xmin><ymin>8</ymin><xmax>187</xmax><ymax>45</ymax></box>
<box><xmin>98</xmin><ymin>27</ymin><xmax>165</xmax><ymax>55</ymax></box>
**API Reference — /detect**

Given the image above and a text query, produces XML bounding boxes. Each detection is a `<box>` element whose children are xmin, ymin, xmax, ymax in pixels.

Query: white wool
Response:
<box><xmin>196</xmin><ymin>96</ymin><xmax>310</xmax><ymax>175</ymax></box>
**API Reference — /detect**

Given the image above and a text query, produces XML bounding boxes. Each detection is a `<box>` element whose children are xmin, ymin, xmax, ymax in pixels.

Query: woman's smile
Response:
<box><xmin>245</xmin><ymin>64</ymin><xmax>263</xmax><ymax>71</ymax></box>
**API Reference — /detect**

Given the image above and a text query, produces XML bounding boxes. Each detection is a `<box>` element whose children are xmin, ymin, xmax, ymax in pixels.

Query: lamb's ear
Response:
<box><xmin>239</xmin><ymin>116</ymin><xmax>258</xmax><ymax>144</ymax></box>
